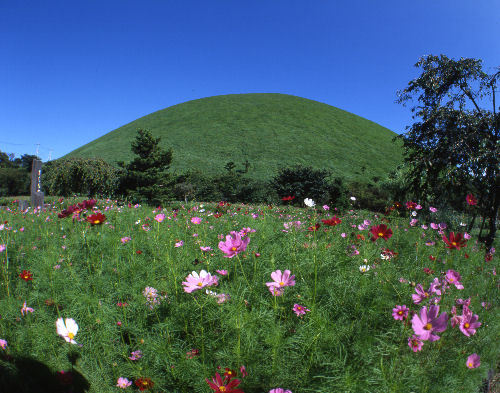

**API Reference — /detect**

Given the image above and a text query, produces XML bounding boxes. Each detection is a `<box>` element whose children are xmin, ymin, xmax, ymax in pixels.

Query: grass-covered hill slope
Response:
<box><xmin>65</xmin><ymin>93</ymin><xmax>403</xmax><ymax>180</ymax></box>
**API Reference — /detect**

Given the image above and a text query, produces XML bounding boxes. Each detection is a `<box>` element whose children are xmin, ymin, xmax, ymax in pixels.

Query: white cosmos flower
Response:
<box><xmin>304</xmin><ymin>198</ymin><xmax>315</xmax><ymax>207</ymax></box>
<box><xmin>359</xmin><ymin>265</ymin><xmax>370</xmax><ymax>273</ymax></box>
<box><xmin>56</xmin><ymin>318</ymin><xmax>79</xmax><ymax>344</ymax></box>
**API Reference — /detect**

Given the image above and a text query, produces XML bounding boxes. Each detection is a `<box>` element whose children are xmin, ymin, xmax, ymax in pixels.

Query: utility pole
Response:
<box><xmin>35</xmin><ymin>143</ymin><xmax>40</xmax><ymax>157</ymax></box>
<box><xmin>48</xmin><ymin>149</ymin><xmax>53</xmax><ymax>161</ymax></box>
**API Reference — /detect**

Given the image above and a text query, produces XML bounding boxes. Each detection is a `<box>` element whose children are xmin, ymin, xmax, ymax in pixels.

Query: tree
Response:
<box><xmin>118</xmin><ymin>129</ymin><xmax>173</xmax><ymax>206</ymax></box>
<box><xmin>397</xmin><ymin>55</ymin><xmax>499</xmax><ymax>246</ymax></box>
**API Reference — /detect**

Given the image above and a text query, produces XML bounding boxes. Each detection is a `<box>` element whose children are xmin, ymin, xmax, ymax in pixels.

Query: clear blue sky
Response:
<box><xmin>1</xmin><ymin>0</ymin><xmax>499</xmax><ymax>161</ymax></box>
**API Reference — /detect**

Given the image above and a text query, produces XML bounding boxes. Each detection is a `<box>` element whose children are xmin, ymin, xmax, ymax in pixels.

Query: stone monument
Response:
<box><xmin>30</xmin><ymin>159</ymin><xmax>44</xmax><ymax>208</ymax></box>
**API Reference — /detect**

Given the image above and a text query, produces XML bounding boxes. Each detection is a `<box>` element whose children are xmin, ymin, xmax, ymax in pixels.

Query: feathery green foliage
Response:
<box><xmin>0</xmin><ymin>199</ymin><xmax>497</xmax><ymax>393</ymax></box>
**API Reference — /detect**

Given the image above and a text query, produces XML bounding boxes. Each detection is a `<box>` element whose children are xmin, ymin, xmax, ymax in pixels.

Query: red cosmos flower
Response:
<box><xmin>224</xmin><ymin>368</ymin><xmax>237</xmax><ymax>379</ymax></box>
<box><xmin>308</xmin><ymin>223</ymin><xmax>321</xmax><ymax>231</ymax></box>
<box><xmin>466</xmin><ymin>194</ymin><xmax>477</xmax><ymax>206</ymax></box>
<box><xmin>19</xmin><ymin>270</ymin><xmax>33</xmax><ymax>281</ymax></box>
<box><xmin>442</xmin><ymin>232</ymin><xmax>467</xmax><ymax>250</ymax></box>
<box><xmin>370</xmin><ymin>224</ymin><xmax>393</xmax><ymax>241</ymax></box>
<box><xmin>86</xmin><ymin>213</ymin><xmax>106</xmax><ymax>225</ymax></box>
<box><xmin>406</xmin><ymin>201</ymin><xmax>417</xmax><ymax>210</ymax></box>
<box><xmin>281</xmin><ymin>195</ymin><xmax>295</xmax><ymax>202</ymax></box>
<box><xmin>214</xmin><ymin>213</ymin><xmax>223</xmax><ymax>218</ymax></box>
<box><xmin>77</xmin><ymin>199</ymin><xmax>96</xmax><ymax>210</ymax></box>
<box><xmin>135</xmin><ymin>377</ymin><xmax>154</xmax><ymax>391</ymax></box>
<box><xmin>206</xmin><ymin>372</ymin><xmax>244</xmax><ymax>393</ymax></box>
<box><xmin>321</xmin><ymin>216</ymin><xmax>342</xmax><ymax>226</ymax></box>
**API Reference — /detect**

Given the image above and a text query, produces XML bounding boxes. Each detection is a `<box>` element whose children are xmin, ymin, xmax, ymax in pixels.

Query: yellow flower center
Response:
<box><xmin>398</xmin><ymin>311</ymin><xmax>403</xmax><ymax>315</ymax></box>
<box><xmin>219</xmin><ymin>387</ymin><xmax>226</xmax><ymax>392</ymax></box>
<box><xmin>424</xmin><ymin>323</ymin><xmax>432</xmax><ymax>330</ymax></box>
<box><xmin>68</xmin><ymin>332</ymin><xmax>75</xmax><ymax>340</ymax></box>
<box><xmin>464</xmin><ymin>323</ymin><xmax>470</xmax><ymax>328</ymax></box>
<box><xmin>94</xmin><ymin>220</ymin><xmax>100</xmax><ymax>224</ymax></box>
<box><xmin>231</xmin><ymin>247</ymin><xmax>237</xmax><ymax>251</ymax></box>
<box><xmin>468</xmin><ymin>362</ymin><xmax>473</xmax><ymax>367</ymax></box>
<box><xmin>424</xmin><ymin>292</ymin><xmax>429</xmax><ymax>297</ymax></box>
<box><xmin>378</xmin><ymin>232</ymin><xmax>384</xmax><ymax>237</ymax></box>
<box><xmin>452</xmin><ymin>241</ymin><xmax>457</xmax><ymax>246</ymax></box>
<box><xmin>197</xmin><ymin>282</ymin><xmax>203</xmax><ymax>287</ymax></box>
<box><xmin>279</xmin><ymin>281</ymin><xmax>285</xmax><ymax>286</ymax></box>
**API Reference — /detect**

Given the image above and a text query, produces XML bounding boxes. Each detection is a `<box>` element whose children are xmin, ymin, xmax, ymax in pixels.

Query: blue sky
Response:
<box><xmin>1</xmin><ymin>0</ymin><xmax>499</xmax><ymax>161</ymax></box>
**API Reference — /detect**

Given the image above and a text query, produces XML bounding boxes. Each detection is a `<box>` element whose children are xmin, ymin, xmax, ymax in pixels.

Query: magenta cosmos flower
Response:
<box><xmin>466</xmin><ymin>353</ymin><xmax>480</xmax><ymax>369</ymax></box>
<box><xmin>392</xmin><ymin>305</ymin><xmax>409</xmax><ymax>321</ymax></box>
<box><xmin>191</xmin><ymin>217</ymin><xmax>202</xmax><ymax>224</ymax></box>
<box><xmin>269</xmin><ymin>389</ymin><xmax>292</xmax><ymax>393</ymax></box>
<box><xmin>182</xmin><ymin>270</ymin><xmax>218</xmax><ymax>293</ymax></box>
<box><xmin>218</xmin><ymin>231</ymin><xmax>250</xmax><ymax>258</ymax></box>
<box><xmin>293</xmin><ymin>304</ymin><xmax>310</xmax><ymax>317</ymax></box>
<box><xmin>459</xmin><ymin>306</ymin><xmax>481</xmax><ymax>337</ymax></box>
<box><xmin>266</xmin><ymin>269</ymin><xmax>296</xmax><ymax>295</ymax></box>
<box><xmin>411</xmin><ymin>305</ymin><xmax>448</xmax><ymax>341</ymax></box>
<box><xmin>445</xmin><ymin>269</ymin><xmax>464</xmax><ymax>289</ymax></box>
<box><xmin>408</xmin><ymin>335</ymin><xmax>424</xmax><ymax>352</ymax></box>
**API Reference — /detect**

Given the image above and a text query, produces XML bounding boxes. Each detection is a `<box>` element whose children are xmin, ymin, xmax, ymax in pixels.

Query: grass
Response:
<box><xmin>63</xmin><ymin>93</ymin><xmax>403</xmax><ymax>181</ymax></box>
<box><xmin>0</xmin><ymin>198</ymin><xmax>497</xmax><ymax>393</ymax></box>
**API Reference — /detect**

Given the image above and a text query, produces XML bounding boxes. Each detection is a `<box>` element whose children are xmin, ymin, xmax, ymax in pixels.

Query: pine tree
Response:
<box><xmin>119</xmin><ymin>129</ymin><xmax>173</xmax><ymax>206</ymax></box>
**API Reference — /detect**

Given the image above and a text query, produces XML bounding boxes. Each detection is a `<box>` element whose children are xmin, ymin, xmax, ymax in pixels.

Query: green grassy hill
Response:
<box><xmin>65</xmin><ymin>93</ymin><xmax>403</xmax><ymax>180</ymax></box>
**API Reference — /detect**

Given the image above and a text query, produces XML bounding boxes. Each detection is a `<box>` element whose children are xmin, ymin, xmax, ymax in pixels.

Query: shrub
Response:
<box><xmin>346</xmin><ymin>181</ymin><xmax>391</xmax><ymax>212</ymax></box>
<box><xmin>42</xmin><ymin>158</ymin><xmax>120</xmax><ymax>197</ymax></box>
<box><xmin>271</xmin><ymin>165</ymin><xmax>347</xmax><ymax>207</ymax></box>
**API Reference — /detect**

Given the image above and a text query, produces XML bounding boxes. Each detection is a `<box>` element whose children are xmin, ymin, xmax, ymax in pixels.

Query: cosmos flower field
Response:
<box><xmin>0</xmin><ymin>198</ymin><xmax>498</xmax><ymax>393</ymax></box>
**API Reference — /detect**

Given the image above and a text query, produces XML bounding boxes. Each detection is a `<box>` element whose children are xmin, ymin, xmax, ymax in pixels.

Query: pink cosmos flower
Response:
<box><xmin>0</xmin><ymin>339</ymin><xmax>7</xmax><ymax>350</ymax></box>
<box><xmin>182</xmin><ymin>270</ymin><xmax>218</xmax><ymax>293</ymax></box>
<box><xmin>216</xmin><ymin>269</ymin><xmax>228</xmax><ymax>276</ymax></box>
<box><xmin>175</xmin><ymin>240</ymin><xmax>184</xmax><ymax>247</ymax></box>
<box><xmin>459</xmin><ymin>306</ymin><xmax>481</xmax><ymax>337</ymax></box>
<box><xmin>121</xmin><ymin>237</ymin><xmax>131</xmax><ymax>244</ymax></box>
<box><xmin>466</xmin><ymin>353</ymin><xmax>480</xmax><ymax>369</ymax></box>
<box><xmin>116</xmin><ymin>377</ymin><xmax>132</xmax><ymax>388</ymax></box>
<box><xmin>464</xmin><ymin>232</ymin><xmax>471</xmax><ymax>240</ymax></box>
<box><xmin>154</xmin><ymin>214</ymin><xmax>165</xmax><ymax>223</ymax></box>
<box><xmin>445</xmin><ymin>270</ymin><xmax>464</xmax><ymax>289</ymax></box>
<box><xmin>430</xmin><ymin>223</ymin><xmax>439</xmax><ymax>230</ymax></box>
<box><xmin>410</xmin><ymin>219</ymin><xmax>418</xmax><ymax>226</ymax></box>
<box><xmin>323</xmin><ymin>205</ymin><xmax>330</xmax><ymax>210</ymax></box>
<box><xmin>240</xmin><ymin>365</ymin><xmax>248</xmax><ymax>377</ymax></box>
<box><xmin>408</xmin><ymin>335</ymin><xmax>424</xmax><ymax>352</ymax></box>
<box><xmin>191</xmin><ymin>217</ymin><xmax>202</xmax><ymax>224</ymax></box>
<box><xmin>200</xmin><ymin>246</ymin><xmax>212</xmax><ymax>252</ymax></box>
<box><xmin>218</xmin><ymin>231</ymin><xmax>250</xmax><ymax>258</ymax></box>
<box><xmin>128</xmin><ymin>350</ymin><xmax>143</xmax><ymax>361</ymax></box>
<box><xmin>266</xmin><ymin>269</ymin><xmax>296</xmax><ymax>295</ymax></box>
<box><xmin>293</xmin><ymin>304</ymin><xmax>310</xmax><ymax>317</ymax></box>
<box><xmin>269</xmin><ymin>389</ymin><xmax>292</xmax><ymax>393</ymax></box>
<box><xmin>450</xmin><ymin>306</ymin><xmax>462</xmax><ymax>327</ymax></box>
<box><xmin>21</xmin><ymin>301</ymin><xmax>34</xmax><ymax>316</ymax></box>
<box><xmin>0</xmin><ymin>244</ymin><xmax>6</xmax><ymax>253</ymax></box>
<box><xmin>429</xmin><ymin>207</ymin><xmax>438</xmax><ymax>213</ymax></box>
<box><xmin>411</xmin><ymin>305</ymin><xmax>448</xmax><ymax>341</ymax></box>
<box><xmin>392</xmin><ymin>305</ymin><xmax>409</xmax><ymax>321</ymax></box>
<box><xmin>411</xmin><ymin>284</ymin><xmax>432</xmax><ymax>305</ymax></box>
